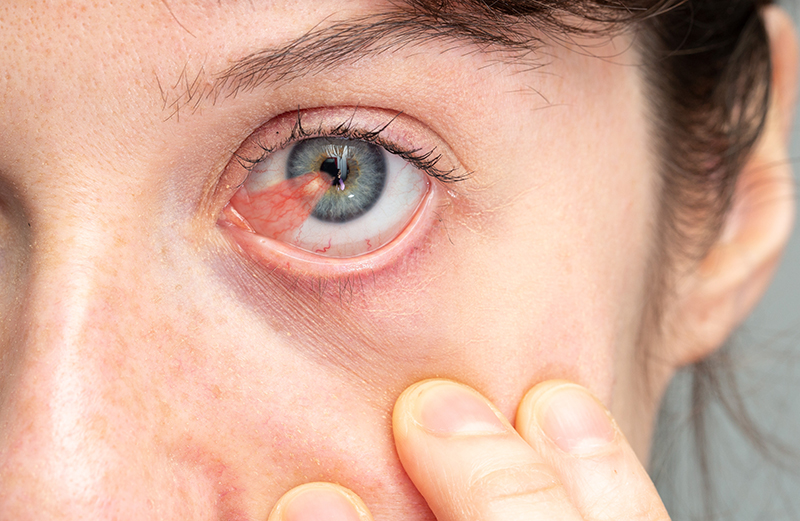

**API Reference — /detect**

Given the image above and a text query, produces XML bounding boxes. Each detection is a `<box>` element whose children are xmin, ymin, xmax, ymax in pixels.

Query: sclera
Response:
<box><xmin>219</xmin><ymin>179</ymin><xmax>439</xmax><ymax>278</ymax></box>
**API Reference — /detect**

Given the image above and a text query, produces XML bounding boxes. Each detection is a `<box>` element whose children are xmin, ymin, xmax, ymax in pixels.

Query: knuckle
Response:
<box><xmin>619</xmin><ymin>485</ymin><xmax>671</xmax><ymax>521</ymax></box>
<box><xmin>633</xmin><ymin>504</ymin><xmax>671</xmax><ymax>521</ymax></box>
<box><xmin>587</xmin><ymin>482</ymin><xmax>670</xmax><ymax>521</ymax></box>
<box><xmin>592</xmin><ymin>503</ymin><xmax>670</xmax><ymax>521</ymax></box>
<box><xmin>466</xmin><ymin>460</ymin><xmax>568</xmax><ymax>514</ymax></box>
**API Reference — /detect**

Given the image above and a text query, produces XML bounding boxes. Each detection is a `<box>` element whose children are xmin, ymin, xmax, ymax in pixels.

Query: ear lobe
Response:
<box><xmin>669</xmin><ymin>6</ymin><xmax>798</xmax><ymax>367</ymax></box>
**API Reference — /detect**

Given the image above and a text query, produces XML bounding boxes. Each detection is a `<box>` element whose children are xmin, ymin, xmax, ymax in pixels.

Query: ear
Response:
<box><xmin>669</xmin><ymin>6</ymin><xmax>799</xmax><ymax>367</ymax></box>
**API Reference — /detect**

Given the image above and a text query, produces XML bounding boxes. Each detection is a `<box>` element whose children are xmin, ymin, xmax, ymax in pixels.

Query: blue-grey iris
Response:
<box><xmin>287</xmin><ymin>138</ymin><xmax>387</xmax><ymax>223</ymax></box>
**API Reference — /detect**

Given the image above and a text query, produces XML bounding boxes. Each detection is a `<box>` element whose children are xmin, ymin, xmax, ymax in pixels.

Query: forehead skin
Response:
<box><xmin>0</xmin><ymin>1</ymin><xmax>657</xmax><ymax>519</ymax></box>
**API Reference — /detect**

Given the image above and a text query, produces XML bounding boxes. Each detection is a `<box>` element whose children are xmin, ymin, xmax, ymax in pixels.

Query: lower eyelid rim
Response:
<box><xmin>219</xmin><ymin>179</ymin><xmax>438</xmax><ymax>277</ymax></box>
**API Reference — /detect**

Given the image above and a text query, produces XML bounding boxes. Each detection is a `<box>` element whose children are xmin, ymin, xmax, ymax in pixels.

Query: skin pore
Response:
<box><xmin>0</xmin><ymin>1</ymin><xmax>795</xmax><ymax>519</ymax></box>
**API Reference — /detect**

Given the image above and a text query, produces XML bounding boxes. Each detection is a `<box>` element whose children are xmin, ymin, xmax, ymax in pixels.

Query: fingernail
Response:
<box><xmin>278</xmin><ymin>484</ymin><xmax>365</xmax><ymax>521</ymax></box>
<box><xmin>538</xmin><ymin>385</ymin><xmax>616</xmax><ymax>454</ymax></box>
<box><xmin>411</xmin><ymin>380</ymin><xmax>507</xmax><ymax>436</ymax></box>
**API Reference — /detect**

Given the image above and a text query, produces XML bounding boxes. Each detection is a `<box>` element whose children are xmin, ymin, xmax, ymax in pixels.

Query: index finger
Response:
<box><xmin>393</xmin><ymin>379</ymin><xmax>584</xmax><ymax>521</ymax></box>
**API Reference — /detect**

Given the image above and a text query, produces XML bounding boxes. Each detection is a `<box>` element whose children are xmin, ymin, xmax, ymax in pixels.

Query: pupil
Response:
<box><xmin>320</xmin><ymin>157</ymin><xmax>340</xmax><ymax>183</ymax></box>
<box><xmin>286</xmin><ymin>138</ymin><xmax>385</xmax><ymax>223</ymax></box>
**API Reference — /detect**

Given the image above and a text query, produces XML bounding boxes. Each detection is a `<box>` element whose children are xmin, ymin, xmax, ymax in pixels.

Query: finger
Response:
<box><xmin>268</xmin><ymin>482</ymin><xmax>373</xmax><ymax>521</ymax></box>
<box><xmin>516</xmin><ymin>381</ymin><xmax>671</xmax><ymax>521</ymax></box>
<box><xmin>393</xmin><ymin>379</ymin><xmax>584</xmax><ymax>521</ymax></box>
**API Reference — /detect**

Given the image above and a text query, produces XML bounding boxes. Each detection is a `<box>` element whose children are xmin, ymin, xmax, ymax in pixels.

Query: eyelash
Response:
<box><xmin>234</xmin><ymin>110</ymin><xmax>471</xmax><ymax>185</ymax></box>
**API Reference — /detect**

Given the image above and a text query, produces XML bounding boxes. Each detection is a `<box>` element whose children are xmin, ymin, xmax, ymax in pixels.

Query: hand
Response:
<box><xmin>267</xmin><ymin>379</ymin><xmax>671</xmax><ymax>521</ymax></box>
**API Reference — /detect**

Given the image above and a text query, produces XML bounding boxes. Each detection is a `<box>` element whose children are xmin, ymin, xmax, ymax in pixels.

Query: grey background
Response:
<box><xmin>653</xmin><ymin>2</ymin><xmax>800</xmax><ymax>518</ymax></box>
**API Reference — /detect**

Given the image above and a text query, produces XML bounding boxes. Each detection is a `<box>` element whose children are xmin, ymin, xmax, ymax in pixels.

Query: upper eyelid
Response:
<box><xmin>235</xmin><ymin>109</ymin><xmax>399</xmax><ymax>165</ymax></box>
<box><xmin>232</xmin><ymin>107</ymin><xmax>472</xmax><ymax>185</ymax></box>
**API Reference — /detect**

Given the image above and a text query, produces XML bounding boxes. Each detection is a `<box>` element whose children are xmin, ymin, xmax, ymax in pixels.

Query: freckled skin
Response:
<box><xmin>0</xmin><ymin>0</ymin><xmax>667</xmax><ymax>519</ymax></box>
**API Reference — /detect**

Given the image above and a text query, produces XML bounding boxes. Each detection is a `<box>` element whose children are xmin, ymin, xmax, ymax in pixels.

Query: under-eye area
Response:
<box><xmin>217</xmin><ymin>107</ymin><xmax>468</xmax><ymax>273</ymax></box>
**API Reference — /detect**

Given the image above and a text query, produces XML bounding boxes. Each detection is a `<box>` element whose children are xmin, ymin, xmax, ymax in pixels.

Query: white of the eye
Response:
<box><xmin>244</xmin><ymin>149</ymin><xmax>289</xmax><ymax>192</ymax></box>
<box><xmin>286</xmin><ymin>151</ymin><xmax>427</xmax><ymax>257</ymax></box>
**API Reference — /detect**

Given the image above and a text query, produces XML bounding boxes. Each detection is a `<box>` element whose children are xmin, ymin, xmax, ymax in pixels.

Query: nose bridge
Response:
<box><xmin>14</xmin><ymin>156</ymin><xmax>155</xmax><ymax>350</ymax></box>
<box><xmin>0</xmin><ymin>195</ymin><xmax>164</xmax><ymax>516</ymax></box>
<box><xmin>18</xmin><ymin>196</ymin><xmax>138</xmax><ymax>359</ymax></box>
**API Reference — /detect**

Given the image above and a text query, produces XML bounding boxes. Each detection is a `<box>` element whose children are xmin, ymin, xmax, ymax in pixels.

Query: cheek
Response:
<box><xmin>210</xmin><ymin>151</ymin><xmax>654</xmax><ymax>435</ymax></box>
<box><xmin>152</xmin><ymin>75</ymin><xmax>655</xmax><ymax>521</ymax></box>
<box><xmin>204</xmin><ymin>81</ymin><xmax>657</xmax><ymax>466</ymax></box>
<box><xmin>131</xmin><ymin>269</ymin><xmax>436</xmax><ymax>518</ymax></box>
<box><xmin>186</xmin><ymin>160</ymin><xmax>654</xmax><ymax>517</ymax></box>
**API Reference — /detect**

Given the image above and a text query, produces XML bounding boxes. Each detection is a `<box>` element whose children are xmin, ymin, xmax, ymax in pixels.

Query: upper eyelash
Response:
<box><xmin>235</xmin><ymin>110</ymin><xmax>472</xmax><ymax>184</ymax></box>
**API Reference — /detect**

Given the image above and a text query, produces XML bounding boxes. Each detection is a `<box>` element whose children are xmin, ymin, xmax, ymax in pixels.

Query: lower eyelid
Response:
<box><xmin>219</xmin><ymin>179</ymin><xmax>441</xmax><ymax>279</ymax></box>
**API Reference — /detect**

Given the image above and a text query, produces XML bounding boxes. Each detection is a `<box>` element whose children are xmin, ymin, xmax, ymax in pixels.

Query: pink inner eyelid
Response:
<box><xmin>219</xmin><ymin>179</ymin><xmax>438</xmax><ymax>276</ymax></box>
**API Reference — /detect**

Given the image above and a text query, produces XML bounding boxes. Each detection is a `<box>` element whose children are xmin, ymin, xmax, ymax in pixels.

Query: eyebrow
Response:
<box><xmin>166</xmin><ymin>6</ymin><xmax>545</xmax><ymax>117</ymax></box>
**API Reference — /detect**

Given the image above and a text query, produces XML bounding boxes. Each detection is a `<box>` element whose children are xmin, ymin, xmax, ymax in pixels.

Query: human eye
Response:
<box><xmin>217</xmin><ymin>107</ymin><xmax>467</xmax><ymax>272</ymax></box>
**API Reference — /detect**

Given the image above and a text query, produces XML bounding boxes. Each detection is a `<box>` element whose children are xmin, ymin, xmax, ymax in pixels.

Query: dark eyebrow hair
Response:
<box><xmin>162</xmin><ymin>0</ymin><xmax>666</xmax><ymax>118</ymax></box>
<box><xmin>164</xmin><ymin>6</ymin><xmax>549</xmax><ymax>117</ymax></box>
